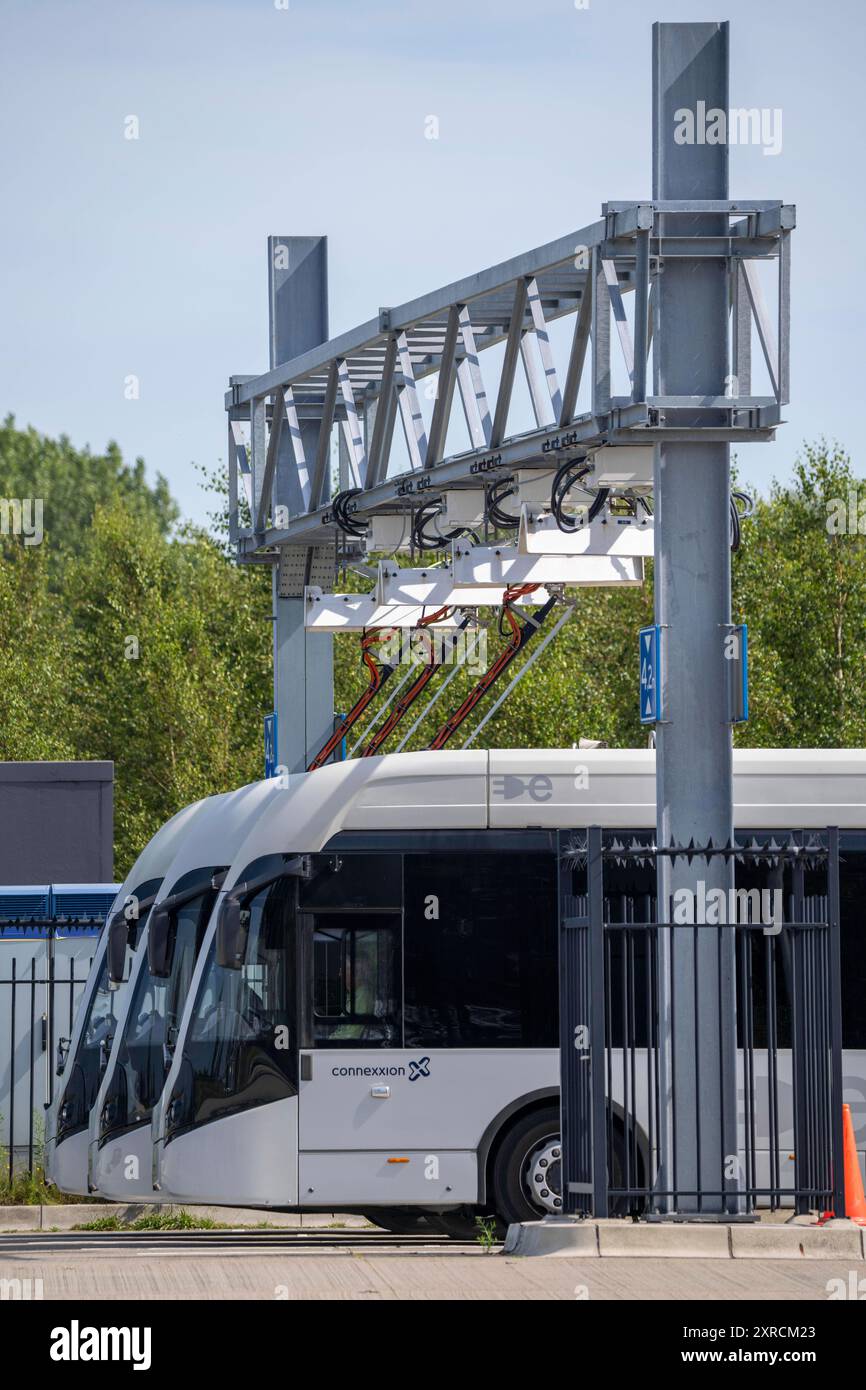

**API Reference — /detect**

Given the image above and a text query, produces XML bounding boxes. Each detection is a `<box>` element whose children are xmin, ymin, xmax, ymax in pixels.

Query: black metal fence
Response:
<box><xmin>559</xmin><ymin>826</ymin><xmax>845</xmax><ymax>1218</ymax></box>
<box><xmin>0</xmin><ymin>925</ymin><xmax>99</xmax><ymax>1180</ymax></box>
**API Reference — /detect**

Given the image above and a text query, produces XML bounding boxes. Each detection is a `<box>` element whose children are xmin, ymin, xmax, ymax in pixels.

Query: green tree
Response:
<box><xmin>2</xmin><ymin>416</ymin><xmax>865</xmax><ymax>877</ymax></box>
<box><xmin>63</xmin><ymin>501</ymin><xmax>271</xmax><ymax>872</ymax></box>
<box><xmin>0</xmin><ymin>415</ymin><xmax>177</xmax><ymax>568</ymax></box>
<box><xmin>0</xmin><ymin>542</ymin><xmax>75</xmax><ymax>760</ymax></box>
<box><xmin>733</xmin><ymin>441</ymin><xmax>866</xmax><ymax>747</ymax></box>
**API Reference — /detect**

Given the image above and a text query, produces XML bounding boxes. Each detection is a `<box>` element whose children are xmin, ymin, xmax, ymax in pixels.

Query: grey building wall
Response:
<box><xmin>0</xmin><ymin>762</ymin><xmax>114</xmax><ymax>883</ymax></box>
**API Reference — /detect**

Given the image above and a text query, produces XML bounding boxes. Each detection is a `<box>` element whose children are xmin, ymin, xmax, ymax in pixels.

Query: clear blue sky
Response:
<box><xmin>1</xmin><ymin>0</ymin><xmax>861</xmax><ymax>521</ymax></box>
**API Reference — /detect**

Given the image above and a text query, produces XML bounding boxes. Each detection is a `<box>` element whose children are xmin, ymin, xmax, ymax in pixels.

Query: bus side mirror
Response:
<box><xmin>147</xmin><ymin>904</ymin><xmax>173</xmax><ymax>978</ymax></box>
<box><xmin>106</xmin><ymin>912</ymin><xmax>128</xmax><ymax>987</ymax></box>
<box><xmin>216</xmin><ymin>897</ymin><xmax>247</xmax><ymax>970</ymax></box>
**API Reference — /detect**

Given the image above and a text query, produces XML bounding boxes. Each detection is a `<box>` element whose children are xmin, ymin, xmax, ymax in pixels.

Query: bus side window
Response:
<box><xmin>311</xmin><ymin>913</ymin><xmax>401</xmax><ymax>1047</ymax></box>
<box><xmin>403</xmin><ymin>851</ymin><xmax>557</xmax><ymax>1049</ymax></box>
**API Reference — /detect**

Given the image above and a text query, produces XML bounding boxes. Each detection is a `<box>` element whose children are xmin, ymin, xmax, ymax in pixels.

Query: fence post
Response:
<box><xmin>8</xmin><ymin>955</ymin><xmax>15</xmax><ymax>1184</ymax></box>
<box><xmin>588</xmin><ymin>825</ymin><xmax>607</xmax><ymax>1218</ymax></box>
<box><xmin>789</xmin><ymin>840</ymin><xmax>810</xmax><ymax>1215</ymax></box>
<box><xmin>827</xmin><ymin>827</ymin><xmax>845</xmax><ymax>1218</ymax></box>
<box><xmin>558</xmin><ymin>831</ymin><xmax>589</xmax><ymax>1215</ymax></box>
<box><xmin>45</xmin><ymin>924</ymin><xmax>55</xmax><ymax>1109</ymax></box>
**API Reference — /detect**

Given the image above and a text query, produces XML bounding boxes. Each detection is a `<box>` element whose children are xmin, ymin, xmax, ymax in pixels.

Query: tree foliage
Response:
<box><xmin>0</xmin><ymin>420</ymin><xmax>862</xmax><ymax>875</ymax></box>
<box><xmin>1</xmin><ymin>424</ymin><xmax>269</xmax><ymax>874</ymax></box>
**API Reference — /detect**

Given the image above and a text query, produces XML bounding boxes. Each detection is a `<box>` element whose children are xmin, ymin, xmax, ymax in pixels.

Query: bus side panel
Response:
<box><xmin>47</xmin><ymin>1128</ymin><xmax>90</xmax><ymax>1197</ymax></box>
<box><xmin>299</xmin><ymin>1151</ymin><xmax>478</xmax><ymax>1206</ymax></box>
<box><xmin>92</xmin><ymin>1125</ymin><xmax>169</xmax><ymax>1202</ymax></box>
<box><xmin>298</xmin><ymin>1048</ymin><xmax>558</xmax><ymax>1173</ymax></box>
<box><xmin>158</xmin><ymin>1096</ymin><xmax>299</xmax><ymax>1207</ymax></box>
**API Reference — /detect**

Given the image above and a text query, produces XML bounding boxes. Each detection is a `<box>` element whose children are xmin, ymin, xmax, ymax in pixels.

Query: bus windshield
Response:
<box><xmin>98</xmin><ymin>871</ymin><xmax>221</xmax><ymax>1144</ymax></box>
<box><xmin>164</xmin><ymin>861</ymin><xmax>297</xmax><ymax>1144</ymax></box>
<box><xmin>54</xmin><ymin>878</ymin><xmax>159</xmax><ymax>1145</ymax></box>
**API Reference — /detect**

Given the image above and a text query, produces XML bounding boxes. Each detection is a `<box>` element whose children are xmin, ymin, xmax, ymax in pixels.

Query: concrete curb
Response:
<box><xmin>599</xmin><ymin>1221</ymin><xmax>731</xmax><ymax>1259</ymax></box>
<box><xmin>504</xmin><ymin>1218</ymin><xmax>600</xmax><ymax>1257</ymax></box>
<box><xmin>40</xmin><ymin>1204</ymin><xmax>162</xmax><ymax>1231</ymax></box>
<box><xmin>0</xmin><ymin>1204</ymin><xmax>375</xmax><ymax>1232</ymax></box>
<box><xmin>504</xmin><ymin>1217</ymin><xmax>866</xmax><ymax>1259</ymax></box>
<box><xmin>0</xmin><ymin>1206</ymin><xmax>41</xmax><ymax>1230</ymax></box>
<box><xmin>729</xmin><ymin>1222</ymin><xmax>865</xmax><ymax>1260</ymax></box>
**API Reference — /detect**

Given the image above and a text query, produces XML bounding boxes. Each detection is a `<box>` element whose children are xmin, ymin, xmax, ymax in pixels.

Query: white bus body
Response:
<box><xmin>44</xmin><ymin>795</ymin><xmax>211</xmax><ymax>1195</ymax></box>
<box><xmin>146</xmin><ymin>749</ymin><xmax>866</xmax><ymax>1224</ymax></box>
<box><xmin>86</xmin><ymin>780</ymin><xmax>284</xmax><ymax>1201</ymax></box>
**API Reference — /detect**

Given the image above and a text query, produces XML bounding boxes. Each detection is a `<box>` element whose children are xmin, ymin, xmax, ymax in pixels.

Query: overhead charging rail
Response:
<box><xmin>303</xmin><ymin>505</ymin><xmax>653</xmax><ymax>767</ymax></box>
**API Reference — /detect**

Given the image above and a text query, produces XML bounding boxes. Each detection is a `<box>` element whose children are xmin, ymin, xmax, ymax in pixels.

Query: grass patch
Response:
<box><xmin>0</xmin><ymin>1165</ymin><xmax>97</xmax><ymax>1207</ymax></box>
<box><xmin>72</xmin><ymin>1209</ymin><xmax>228</xmax><ymax>1232</ymax></box>
<box><xmin>474</xmin><ymin>1215</ymin><xmax>500</xmax><ymax>1252</ymax></box>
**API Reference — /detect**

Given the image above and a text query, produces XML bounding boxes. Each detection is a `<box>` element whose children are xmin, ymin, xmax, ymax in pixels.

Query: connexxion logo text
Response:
<box><xmin>331</xmin><ymin>1057</ymin><xmax>431</xmax><ymax>1081</ymax></box>
<box><xmin>50</xmin><ymin>1321</ymin><xmax>152</xmax><ymax>1371</ymax></box>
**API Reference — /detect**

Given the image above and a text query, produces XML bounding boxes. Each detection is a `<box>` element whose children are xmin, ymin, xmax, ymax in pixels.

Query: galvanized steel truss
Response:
<box><xmin>227</xmin><ymin>199</ymin><xmax>793</xmax><ymax>560</ymax></box>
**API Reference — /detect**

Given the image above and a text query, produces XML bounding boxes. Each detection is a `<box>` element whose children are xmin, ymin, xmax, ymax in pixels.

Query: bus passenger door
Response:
<box><xmin>296</xmin><ymin>897</ymin><xmax>478</xmax><ymax>1207</ymax></box>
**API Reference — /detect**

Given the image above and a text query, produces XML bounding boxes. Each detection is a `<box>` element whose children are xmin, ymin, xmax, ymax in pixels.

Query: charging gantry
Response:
<box><xmin>224</xmin><ymin>78</ymin><xmax>791</xmax><ymax>775</ymax></box>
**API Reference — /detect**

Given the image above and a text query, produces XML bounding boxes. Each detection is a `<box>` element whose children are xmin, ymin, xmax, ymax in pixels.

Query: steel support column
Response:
<box><xmin>652</xmin><ymin>22</ymin><xmax>739</xmax><ymax>1214</ymax></box>
<box><xmin>268</xmin><ymin>236</ymin><xmax>335</xmax><ymax>773</ymax></box>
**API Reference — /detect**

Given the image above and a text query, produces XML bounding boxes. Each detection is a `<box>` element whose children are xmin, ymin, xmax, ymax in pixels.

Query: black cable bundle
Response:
<box><xmin>730</xmin><ymin>490</ymin><xmax>754</xmax><ymax>552</ymax></box>
<box><xmin>412</xmin><ymin>498</ymin><xmax>479</xmax><ymax>551</ymax></box>
<box><xmin>330</xmin><ymin>489</ymin><xmax>368</xmax><ymax>538</ymax></box>
<box><xmin>485</xmin><ymin>478</ymin><xmax>521</xmax><ymax>531</ymax></box>
<box><xmin>550</xmin><ymin>457</ymin><xmax>609</xmax><ymax>531</ymax></box>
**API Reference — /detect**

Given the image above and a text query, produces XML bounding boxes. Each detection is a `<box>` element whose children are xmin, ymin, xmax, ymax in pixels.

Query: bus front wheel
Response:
<box><xmin>492</xmin><ymin>1107</ymin><xmax>565</xmax><ymax>1226</ymax></box>
<box><xmin>492</xmin><ymin>1106</ymin><xmax>631</xmax><ymax>1227</ymax></box>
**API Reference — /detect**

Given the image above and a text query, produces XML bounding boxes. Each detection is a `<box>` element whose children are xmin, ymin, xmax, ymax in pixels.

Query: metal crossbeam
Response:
<box><xmin>375</xmin><ymin>562</ymin><xmax>552</xmax><ymax>608</ymax></box>
<box><xmin>229</xmin><ymin>200</ymin><xmax>793</xmax><ymax>556</ymax></box>
<box><xmin>451</xmin><ymin>541</ymin><xmax>645</xmax><ymax>586</ymax></box>
<box><xmin>303</xmin><ymin>588</ymin><xmax>466</xmax><ymax>631</ymax></box>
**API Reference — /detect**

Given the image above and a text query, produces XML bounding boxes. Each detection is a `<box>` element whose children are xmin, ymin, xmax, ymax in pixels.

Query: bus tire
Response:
<box><xmin>427</xmin><ymin>1207</ymin><xmax>502</xmax><ymax>1240</ymax></box>
<box><xmin>492</xmin><ymin>1106</ymin><xmax>564</xmax><ymax>1227</ymax></box>
<box><xmin>492</xmin><ymin>1106</ymin><xmax>640</xmax><ymax>1225</ymax></box>
<box><xmin>363</xmin><ymin>1207</ymin><xmax>435</xmax><ymax>1235</ymax></box>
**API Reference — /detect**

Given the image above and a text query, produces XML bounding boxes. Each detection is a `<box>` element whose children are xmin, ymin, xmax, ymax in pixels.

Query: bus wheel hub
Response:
<box><xmin>525</xmin><ymin>1137</ymin><xmax>563</xmax><ymax>1215</ymax></box>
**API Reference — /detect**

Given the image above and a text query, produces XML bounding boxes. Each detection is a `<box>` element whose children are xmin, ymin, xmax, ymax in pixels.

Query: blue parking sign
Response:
<box><xmin>264</xmin><ymin>713</ymin><xmax>278</xmax><ymax>779</ymax></box>
<box><xmin>639</xmin><ymin>625</ymin><xmax>662</xmax><ymax>724</ymax></box>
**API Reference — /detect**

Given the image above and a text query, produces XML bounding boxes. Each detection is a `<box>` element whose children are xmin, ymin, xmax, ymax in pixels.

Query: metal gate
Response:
<box><xmin>0</xmin><ymin>924</ymin><xmax>100</xmax><ymax>1179</ymax></box>
<box><xmin>558</xmin><ymin>826</ymin><xmax>845</xmax><ymax>1218</ymax></box>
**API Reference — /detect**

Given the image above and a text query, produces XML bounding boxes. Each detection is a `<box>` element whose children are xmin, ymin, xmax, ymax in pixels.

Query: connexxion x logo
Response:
<box><xmin>330</xmin><ymin>1058</ymin><xmax>432</xmax><ymax>1080</ymax></box>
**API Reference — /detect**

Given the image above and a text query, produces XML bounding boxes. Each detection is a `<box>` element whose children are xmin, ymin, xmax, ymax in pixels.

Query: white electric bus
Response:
<box><xmin>144</xmin><ymin>748</ymin><xmax>866</xmax><ymax>1231</ymax></box>
<box><xmin>44</xmin><ymin>795</ymin><xmax>212</xmax><ymax>1195</ymax></box>
<box><xmin>86</xmin><ymin>780</ymin><xmax>284</xmax><ymax>1201</ymax></box>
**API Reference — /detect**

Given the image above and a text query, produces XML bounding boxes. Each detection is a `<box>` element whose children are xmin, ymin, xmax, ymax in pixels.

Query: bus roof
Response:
<box><xmin>229</xmin><ymin>749</ymin><xmax>866</xmax><ymax>862</ymax></box>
